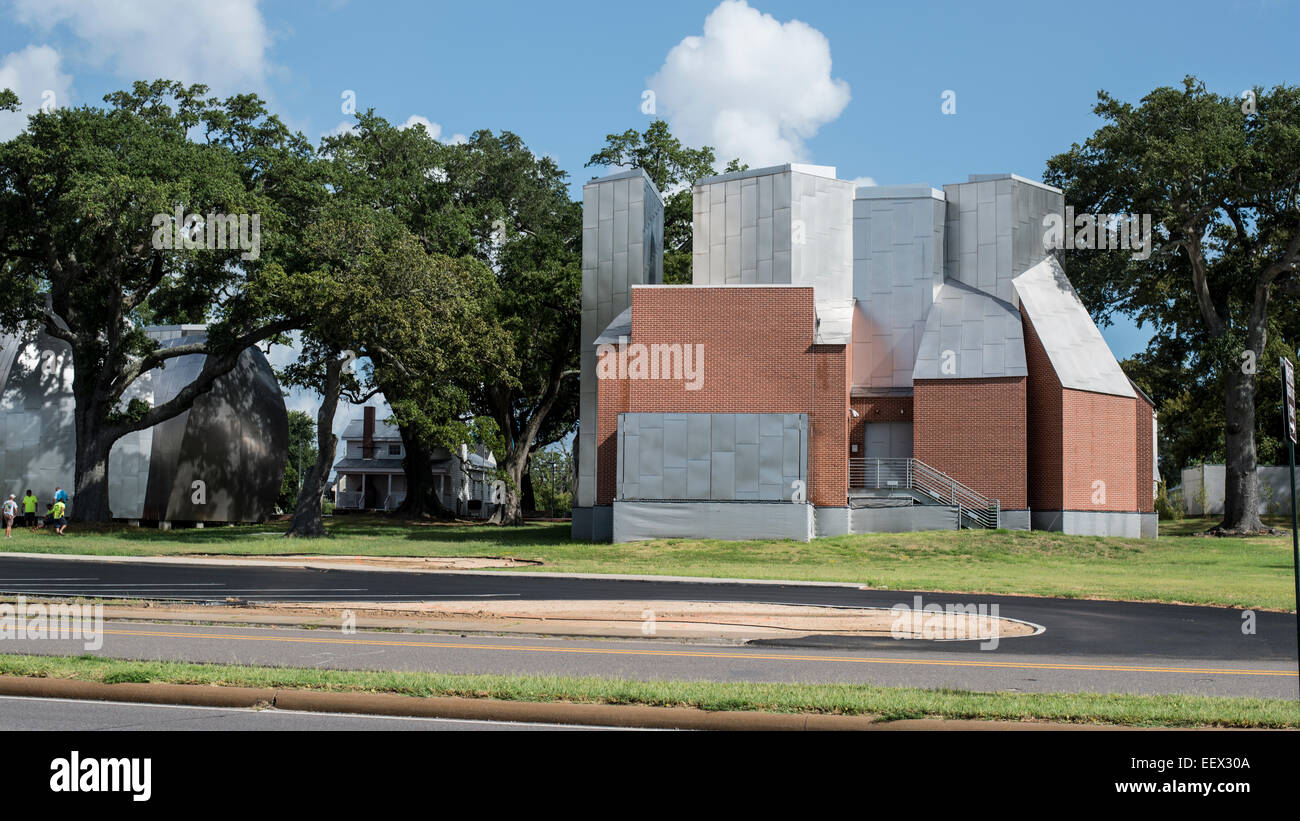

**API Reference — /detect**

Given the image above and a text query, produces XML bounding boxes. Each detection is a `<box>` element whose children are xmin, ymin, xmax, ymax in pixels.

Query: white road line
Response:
<box><xmin>0</xmin><ymin>578</ymin><xmax>98</xmax><ymax>581</ymax></box>
<box><xmin>2</xmin><ymin>583</ymin><xmax>225</xmax><ymax>587</ymax></box>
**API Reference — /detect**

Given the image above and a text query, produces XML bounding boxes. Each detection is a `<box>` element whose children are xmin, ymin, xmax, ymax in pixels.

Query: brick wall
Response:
<box><xmin>593</xmin><ymin>285</ymin><xmax>850</xmax><ymax>506</ymax></box>
<box><xmin>595</xmin><ymin>347</ymin><xmax>629</xmax><ymax>505</ymax></box>
<box><xmin>1062</xmin><ymin>389</ymin><xmax>1138</xmax><ymax>511</ymax></box>
<box><xmin>1135</xmin><ymin>392</ymin><xmax>1155</xmax><ymax>513</ymax></box>
<box><xmin>913</xmin><ymin>377</ymin><xmax>1027</xmax><ymax>509</ymax></box>
<box><xmin>1022</xmin><ymin>308</ymin><xmax>1064</xmax><ymax>510</ymax></box>
<box><xmin>849</xmin><ymin>396</ymin><xmax>913</xmax><ymax>451</ymax></box>
<box><xmin>812</xmin><ymin>346</ymin><xmax>849</xmax><ymax>506</ymax></box>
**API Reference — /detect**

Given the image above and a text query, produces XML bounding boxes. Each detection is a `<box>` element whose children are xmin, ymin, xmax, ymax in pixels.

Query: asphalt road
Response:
<box><xmin>0</xmin><ymin>694</ymin><xmax>608</xmax><ymax>731</ymax></box>
<box><xmin>0</xmin><ymin>555</ymin><xmax>1295</xmax><ymax>698</ymax></box>
<box><xmin>0</xmin><ymin>554</ymin><xmax>1295</xmax><ymax>658</ymax></box>
<box><xmin>7</xmin><ymin>619</ymin><xmax>1295</xmax><ymax>698</ymax></box>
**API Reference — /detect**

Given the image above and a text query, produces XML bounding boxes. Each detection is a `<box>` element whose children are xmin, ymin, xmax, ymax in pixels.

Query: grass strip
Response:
<box><xmin>0</xmin><ymin>652</ymin><xmax>1295</xmax><ymax>728</ymax></box>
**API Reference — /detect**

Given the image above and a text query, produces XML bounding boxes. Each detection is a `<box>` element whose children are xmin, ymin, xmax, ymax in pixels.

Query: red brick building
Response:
<box><xmin>572</xmin><ymin>166</ymin><xmax>1157</xmax><ymax>542</ymax></box>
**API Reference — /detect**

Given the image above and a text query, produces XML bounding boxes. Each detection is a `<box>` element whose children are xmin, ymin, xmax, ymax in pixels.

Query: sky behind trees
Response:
<box><xmin>3</xmin><ymin>0</ymin><xmax>1297</xmax><ymax>430</ymax></box>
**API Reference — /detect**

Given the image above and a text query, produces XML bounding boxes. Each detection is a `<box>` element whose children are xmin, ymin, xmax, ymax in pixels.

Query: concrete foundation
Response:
<box><xmin>1031</xmin><ymin>509</ymin><xmax>1153</xmax><ymax>538</ymax></box>
<box><xmin>571</xmin><ymin>505</ymin><xmax>613</xmax><ymax>542</ymax></box>
<box><xmin>613</xmin><ymin>501</ymin><xmax>814</xmax><ymax>543</ymax></box>
<box><xmin>997</xmin><ymin>509</ymin><xmax>1031</xmax><ymax>531</ymax></box>
<box><xmin>849</xmin><ymin>505</ymin><xmax>956</xmax><ymax>533</ymax></box>
<box><xmin>814</xmin><ymin>507</ymin><xmax>850</xmax><ymax>537</ymax></box>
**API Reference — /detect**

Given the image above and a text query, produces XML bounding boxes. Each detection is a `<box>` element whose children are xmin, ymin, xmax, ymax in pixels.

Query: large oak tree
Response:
<box><xmin>280</xmin><ymin>208</ymin><xmax>500</xmax><ymax>537</ymax></box>
<box><xmin>1046</xmin><ymin>77</ymin><xmax>1300</xmax><ymax>533</ymax></box>
<box><xmin>0</xmin><ymin>81</ymin><xmax>325</xmax><ymax>521</ymax></box>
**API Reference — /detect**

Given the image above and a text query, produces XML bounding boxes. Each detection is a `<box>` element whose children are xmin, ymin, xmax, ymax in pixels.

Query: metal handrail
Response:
<box><xmin>382</xmin><ymin>493</ymin><xmax>406</xmax><ymax>511</ymax></box>
<box><xmin>849</xmin><ymin>457</ymin><xmax>1000</xmax><ymax>528</ymax></box>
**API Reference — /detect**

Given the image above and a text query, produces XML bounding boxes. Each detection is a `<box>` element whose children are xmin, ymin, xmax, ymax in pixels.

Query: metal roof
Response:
<box><xmin>913</xmin><ymin>279</ymin><xmax>1027</xmax><ymax>380</ymax></box>
<box><xmin>965</xmin><ymin>172</ymin><xmax>1062</xmax><ymax>194</ymax></box>
<box><xmin>594</xmin><ymin>307</ymin><xmax>633</xmax><ymax>346</ymax></box>
<box><xmin>1013</xmin><ymin>256</ymin><xmax>1136</xmax><ymax>398</ymax></box>
<box><xmin>854</xmin><ymin>184</ymin><xmax>944</xmax><ymax>201</ymax></box>
<box><xmin>330</xmin><ymin>458</ymin><xmax>409</xmax><ymax>474</ymax></box>
<box><xmin>694</xmin><ymin>162</ymin><xmax>840</xmax><ymax>188</ymax></box>
<box><xmin>583</xmin><ymin>167</ymin><xmax>663</xmax><ymax>203</ymax></box>
<box><xmin>339</xmin><ymin>416</ymin><xmax>403</xmax><ymax>442</ymax></box>
<box><xmin>814</xmin><ymin>299</ymin><xmax>854</xmax><ymax>345</ymax></box>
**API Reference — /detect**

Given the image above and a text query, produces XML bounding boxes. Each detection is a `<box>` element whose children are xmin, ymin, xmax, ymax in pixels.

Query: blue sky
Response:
<box><xmin>2</xmin><ymin>0</ymin><xmax>1297</xmax><ymax>429</ymax></box>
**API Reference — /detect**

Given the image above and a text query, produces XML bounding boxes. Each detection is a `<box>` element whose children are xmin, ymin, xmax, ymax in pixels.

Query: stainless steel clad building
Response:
<box><xmin>0</xmin><ymin>324</ymin><xmax>287</xmax><ymax>524</ymax></box>
<box><xmin>572</xmin><ymin>168</ymin><xmax>664</xmax><ymax>541</ymax></box>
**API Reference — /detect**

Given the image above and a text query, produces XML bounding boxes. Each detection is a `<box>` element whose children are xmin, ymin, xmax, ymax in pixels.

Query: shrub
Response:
<box><xmin>1155</xmin><ymin>481</ymin><xmax>1182</xmax><ymax>521</ymax></box>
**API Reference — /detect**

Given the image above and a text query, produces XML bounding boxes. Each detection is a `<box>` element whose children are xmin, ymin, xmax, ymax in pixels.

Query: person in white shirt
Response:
<box><xmin>2</xmin><ymin>494</ymin><xmax>17</xmax><ymax>538</ymax></box>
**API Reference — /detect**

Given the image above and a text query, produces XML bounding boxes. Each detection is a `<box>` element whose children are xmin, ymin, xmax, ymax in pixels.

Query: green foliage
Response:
<box><xmin>318</xmin><ymin>116</ymin><xmax>517</xmax><ymax>460</ymax></box>
<box><xmin>1045</xmin><ymin>77</ymin><xmax>1300</xmax><ymax>486</ymax></box>
<box><xmin>530</xmin><ymin>447</ymin><xmax>573</xmax><ymax>516</ymax></box>
<box><xmin>0</xmin><ymin>80</ymin><xmax>328</xmax><ymax>516</ymax></box>
<box><xmin>586</xmin><ymin>120</ymin><xmax>722</xmax><ymax>285</ymax></box>
<box><xmin>1154</xmin><ymin>480</ymin><xmax>1182</xmax><ymax>521</ymax></box>
<box><xmin>1260</xmin><ymin>480</ymin><xmax>1279</xmax><ymax>517</ymax></box>
<box><xmin>277</xmin><ymin>410</ymin><xmax>317</xmax><ymax>512</ymax></box>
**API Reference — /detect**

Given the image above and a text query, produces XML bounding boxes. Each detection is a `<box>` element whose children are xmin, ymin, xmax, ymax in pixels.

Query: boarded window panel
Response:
<box><xmin>620</xmin><ymin>412</ymin><xmax>807</xmax><ymax>502</ymax></box>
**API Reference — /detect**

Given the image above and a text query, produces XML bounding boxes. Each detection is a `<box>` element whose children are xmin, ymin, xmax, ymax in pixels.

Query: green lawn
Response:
<box><xmin>1</xmin><ymin>514</ymin><xmax>1295</xmax><ymax>610</ymax></box>
<box><xmin>1</xmin><ymin>653</ymin><xmax>1295</xmax><ymax>727</ymax></box>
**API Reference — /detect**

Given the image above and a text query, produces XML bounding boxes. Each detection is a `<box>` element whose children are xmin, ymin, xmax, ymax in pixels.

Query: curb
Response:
<box><xmin>0</xmin><ymin>676</ymin><xmax>276</xmax><ymax>708</ymax></box>
<box><xmin>0</xmin><ymin>675</ymin><xmax>1175</xmax><ymax>727</ymax></box>
<box><xmin>0</xmin><ymin>551</ymin><xmax>866</xmax><ymax>589</ymax></box>
<box><xmin>0</xmin><ymin>674</ymin><xmax>875</xmax><ymax>730</ymax></box>
<box><xmin>0</xmin><ymin>675</ymin><xmax>1142</xmax><ymax>730</ymax></box>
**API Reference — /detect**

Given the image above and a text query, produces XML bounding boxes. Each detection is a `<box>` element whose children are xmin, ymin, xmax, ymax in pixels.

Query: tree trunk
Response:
<box><xmin>1219</xmin><ymin>356</ymin><xmax>1266</xmax><ymax>533</ymax></box>
<box><xmin>487</xmin><ymin>450</ymin><xmax>526</xmax><ymax>525</ymax></box>
<box><xmin>391</xmin><ymin>434</ymin><xmax>451</xmax><ymax>520</ymax></box>
<box><xmin>70</xmin><ymin>373</ymin><xmax>115</xmax><ymax>522</ymax></box>
<box><xmin>521</xmin><ymin>460</ymin><xmax>536</xmax><ymax>514</ymax></box>
<box><xmin>1217</xmin><ymin>284</ymin><xmax>1275</xmax><ymax>535</ymax></box>
<box><xmin>72</xmin><ymin>433</ymin><xmax>114</xmax><ymax>523</ymax></box>
<box><xmin>285</xmin><ymin>354</ymin><xmax>348</xmax><ymax>538</ymax></box>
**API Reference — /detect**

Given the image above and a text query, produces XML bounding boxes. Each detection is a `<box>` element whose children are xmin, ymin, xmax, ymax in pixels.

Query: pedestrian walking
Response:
<box><xmin>2</xmin><ymin>495</ymin><xmax>16</xmax><ymax>538</ymax></box>
<box><xmin>50</xmin><ymin>497</ymin><xmax>67</xmax><ymax>535</ymax></box>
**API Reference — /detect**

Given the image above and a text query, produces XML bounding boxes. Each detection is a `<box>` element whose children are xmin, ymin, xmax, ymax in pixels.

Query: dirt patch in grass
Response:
<box><xmin>227</xmin><ymin>598</ymin><xmax>1038</xmax><ymax>641</ymax></box>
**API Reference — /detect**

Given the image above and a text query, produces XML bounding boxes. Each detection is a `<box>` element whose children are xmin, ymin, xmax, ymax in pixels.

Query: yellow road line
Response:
<box><xmin>95</xmin><ymin>627</ymin><xmax>1299</xmax><ymax>679</ymax></box>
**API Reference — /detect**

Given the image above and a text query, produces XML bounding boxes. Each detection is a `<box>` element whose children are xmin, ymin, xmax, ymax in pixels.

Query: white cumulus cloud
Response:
<box><xmin>325</xmin><ymin>114</ymin><xmax>465</xmax><ymax>146</ymax></box>
<box><xmin>12</xmin><ymin>0</ymin><xmax>272</xmax><ymax>96</ymax></box>
<box><xmin>0</xmin><ymin>45</ymin><xmax>73</xmax><ymax>140</ymax></box>
<box><xmin>399</xmin><ymin>114</ymin><xmax>466</xmax><ymax>144</ymax></box>
<box><xmin>648</xmin><ymin>0</ymin><xmax>850</xmax><ymax>168</ymax></box>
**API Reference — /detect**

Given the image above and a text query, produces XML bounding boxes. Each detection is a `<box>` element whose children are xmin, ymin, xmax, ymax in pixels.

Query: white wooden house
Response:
<box><xmin>331</xmin><ymin>406</ymin><xmax>499</xmax><ymax>517</ymax></box>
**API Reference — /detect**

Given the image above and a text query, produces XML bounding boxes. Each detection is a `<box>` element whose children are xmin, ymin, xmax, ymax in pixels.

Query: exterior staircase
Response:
<box><xmin>849</xmin><ymin>457</ymin><xmax>1000</xmax><ymax>529</ymax></box>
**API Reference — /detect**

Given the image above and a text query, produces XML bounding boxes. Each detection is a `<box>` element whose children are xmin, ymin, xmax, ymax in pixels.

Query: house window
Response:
<box><xmin>388</xmin><ymin>444</ymin><xmax>401</xmax><ymax>456</ymax></box>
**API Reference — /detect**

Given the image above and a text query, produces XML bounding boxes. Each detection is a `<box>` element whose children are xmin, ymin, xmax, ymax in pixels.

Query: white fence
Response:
<box><xmin>1179</xmin><ymin>465</ymin><xmax>1295</xmax><ymax>516</ymax></box>
<box><xmin>334</xmin><ymin>491</ymin><xmax>364</xmax><ymax>510</ymax></box>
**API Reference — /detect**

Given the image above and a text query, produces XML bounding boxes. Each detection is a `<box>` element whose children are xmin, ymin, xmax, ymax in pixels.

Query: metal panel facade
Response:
<box><xmin>617</xmin><ymin>412</ymin><xmax>807</xmax><ymax>502</ymax></box>
<box><xmin>0</xmin><ymin>326</ymin><xmax>286</xmax><ymax>522</ymax></box>
<box><xmin>943</xmin><ymin>174</ymin><xmax>1063</xmax><ymax>305</ymax></box>
<box><xmin>852</xmin><ymin>185</ymin><xmax>945</xmax><ymax>388</ymax></box>
<box><xmin>692</xmin><ymin>164</ymin><xmax>854</xmax><ymax>303</ymax></box>
<box><xmin>575</xmin><ymin>169</ymin><xmax>664</xmax><ymax>523</ymax></box>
